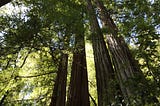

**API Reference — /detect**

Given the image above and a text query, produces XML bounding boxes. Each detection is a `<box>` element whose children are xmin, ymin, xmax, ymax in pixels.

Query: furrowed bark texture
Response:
<box><xmin>86</xmin><ymin>0</ymin><xmax>115</xmax><ymax>105</ymax></box>
<box><xmin>94</xmin><ymin>0</ymin><xmax>157</xmax><ymax>103</ymax></box>
<box><xmin>67</xmin><ymin>33</ymin><xmax>90</xmax><ymax>106</ymax></box>
<box><xmin>94</xmin><ymin>0</ymin><xmax>137</xmax><ymax>100</ymax></box>
<box><xmin>50</xmin><ymin>54</ymin><xmax>68</xmax><ymax>106</ymax></box>
<box><xmin>66</xmin><ymin>9</ymin><xmax>90</xmax><ymax>106</ymax></box>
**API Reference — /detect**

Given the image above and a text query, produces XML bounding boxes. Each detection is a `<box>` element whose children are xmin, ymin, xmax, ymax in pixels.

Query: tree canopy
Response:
<box><xmin>0</xmin><ymin>0</ymin><xmax>159</xmax><ymax>105</ymax></box>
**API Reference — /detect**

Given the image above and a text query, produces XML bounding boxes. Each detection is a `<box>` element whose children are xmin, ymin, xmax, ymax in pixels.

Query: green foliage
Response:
<box><xmin>0</xmin><ymin>0</ymin><xmax>159</xmax><ymax>105</ymax></box>
<box><xmin>110</xmin><ymin>0</ymin><xmax>160</xmax><ymax>104</ymax></box>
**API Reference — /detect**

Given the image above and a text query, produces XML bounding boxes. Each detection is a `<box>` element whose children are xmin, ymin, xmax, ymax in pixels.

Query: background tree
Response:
<box><xmin>0</xmin><ymin>0</ymin><xmax>159</xmax><ymax>105</ymax></box>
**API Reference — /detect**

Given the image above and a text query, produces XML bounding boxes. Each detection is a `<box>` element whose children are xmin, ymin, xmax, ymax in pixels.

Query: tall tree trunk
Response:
<box><xmin>86</xmin><ymin>0</ymin><xmax>116</xmax><ymax>105</ymax></box>
<box><xmin>94</xmin><ymin>0</ymin><xmax>138</xmax><ymax>101</ymax></box>
<box><xmin>50</xmin><ymin>53</ymin><xmax>68</xmax><ymax>106</ymax></box>
<box><xmin>94</xmin><ymin>0</ymin><xmax>158</xmax><ymax>104</ymax></box>
<box><xmin>67</xmin><ymin>28</ymin><xmax>90</xmax><ymax>106</ymax></box>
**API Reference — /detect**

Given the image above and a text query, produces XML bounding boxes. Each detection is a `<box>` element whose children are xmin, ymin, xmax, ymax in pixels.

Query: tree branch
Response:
<box><xmin>0</xmin><ymin>0</ymin><xmax>11</xmax><ymax>7</ymax></box>
<box><xmin>0</xmin><ymin>90</ymin><xmax>9</xmax><ymax>105</ymax></box>
<box><xmin>19</xmin><ymin>48</ymin><xmax>32</xmax><ymax>68</ymax></box>
<box><xmin>16</xmin><ymin>71</ymin><xmax>56</xmax><ymax>79</ymax></box>
<box><xmin>89</xmin><ymin>93</ymin><xmax>97</xmax><ymax>106</ymax></box>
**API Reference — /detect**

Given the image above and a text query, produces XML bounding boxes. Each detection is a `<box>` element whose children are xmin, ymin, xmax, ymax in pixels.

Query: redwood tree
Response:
<box><xmin>94</xmin><ymin>0</ymin><xmax>158</xmax><ymax>104</ymax></box>
<box><xmin>86</xmin><ymin>0</ymin><xmax>117</xmax><ymax>105</ymax></box>
<box><xmin>67</xmin><ymin>14</ymin><xmax>90</xmax><ymax>106</ymax></box>
<box><xmin>50</xmin><ymin>53</ymin><xmax>68</xmax><ymax>106</ymax></box>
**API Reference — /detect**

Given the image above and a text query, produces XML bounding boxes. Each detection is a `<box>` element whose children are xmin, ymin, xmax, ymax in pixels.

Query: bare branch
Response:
<box><xmin>89</xmin><ymin>93</ymin><xmax>97</xmax><ymax>106</ymax></box>
<box><xmin>0</xmin><ymin>0</ymin><xmax>12</xmax><ymax>7</ymax></box>
<box><xmin>19</xmin><ymin>48</ymin><xmax>32</xmax><ymax>68</ymax></box>
<box><xmin>16</xmin><ymin>71</ymin><xmax>56</xmax><ymax>79</ymax></box>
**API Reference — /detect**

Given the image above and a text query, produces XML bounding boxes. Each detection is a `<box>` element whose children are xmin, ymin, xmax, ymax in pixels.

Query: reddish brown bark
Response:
<box><xmin>94</xmin><ymin>0</ymin><xmax>158</xmax><ymax>104</ymax></box>
<box><xmin>50</xmin><ymin>54</ymin><xmax>68</xmax><ymax>106</ymax></box>
<box><xmin>67</xmin><ymin>33</ymin><xmax>90</xmax><ymax>106</ymax></box>
<box><xmin>86</xmin><ymin>0</ymin><xmax>115</xmax><ymax>105</ymax></box>
<box><xmin>93</xmin><ymin>0</ymin><xmax>139</xmax><ymax>102</ymax></box>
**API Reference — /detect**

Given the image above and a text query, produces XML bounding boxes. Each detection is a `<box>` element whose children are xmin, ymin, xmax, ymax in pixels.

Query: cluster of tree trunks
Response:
<box><xmin>86</xmin><ymin>0</ymin><xmax>117</xmax><ymax>105</ymax></box>
<box><xmin>50</xmin><ymin>16</ymin><xmax>90</xmax><ymax>106</ymax></box>
<box><xmin>89</xmin><ymin>0</ymin><xmax>158</xmax><ymax>105</ymax></box>
<box><xmin>1</xmin><ymin>0</ymin><xmax>158</xmax><ymax>105</ymax></box>
<box><xmin>94</xmin><ymin>0</ymin><xmax>135</xmax><ymax>100</ymax></box>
